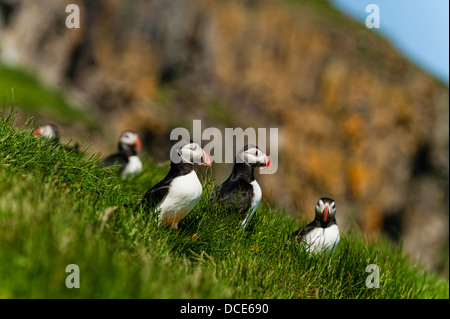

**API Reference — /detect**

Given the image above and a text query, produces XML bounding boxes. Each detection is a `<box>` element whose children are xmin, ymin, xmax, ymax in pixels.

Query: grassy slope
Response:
<box><xmin>0</xmin><ymin>111</ymin><xmax>448</xmax><ymax>299</ymax></box>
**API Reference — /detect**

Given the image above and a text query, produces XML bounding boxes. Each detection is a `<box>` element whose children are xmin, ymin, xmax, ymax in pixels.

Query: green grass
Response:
<box><xmin>0</xmin><ymin>111</ymin><xmax>448</xmax><ymax>299</ymax></box>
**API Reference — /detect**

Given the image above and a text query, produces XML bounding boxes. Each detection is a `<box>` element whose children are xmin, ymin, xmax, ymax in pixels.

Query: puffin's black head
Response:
<box><xmin>314</xmin><ymin>197</ymin><xmax>336</xmax><ymax>224</ymax></box>
<box><xmin>171</xmin><ymin>140</ymin><xmax>212</xmax><ymax>166</ymax></box>
<box><xmin>118</xmin><ymin>130</ymin><xmax>142</xmax><ymax>152</ymax></box>
<box><xmin>33</xmin><ymin>124</ymin><xmax>60</xmax><ymax>143</ymax></box>
<box><xmin>236</xmin><ymin>144</ymin><xmax>271</xmax><ymax>170</ymax></box>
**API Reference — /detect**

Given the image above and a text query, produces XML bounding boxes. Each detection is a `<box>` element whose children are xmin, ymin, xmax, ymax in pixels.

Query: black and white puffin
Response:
<box><xmin>292</xmin><ymin>197</ymin><xmax>340</xmax><ymax>254</ymax></box>
<box><xmin>139</xmin><ymin>140</ymin><xmax>212</xmax><ymax>232</ymax></box>
<box><xmin>210</xmin><ymin>144</ymin><xmax>271</xmax><ymax>229</ymax></box>
<box><xmin>33</xmin><ymin>124</ymin><xmax>60</xmax><ymax>144</ymax></box>
<box><xmin>101</xmin><ymin>130</ymin><xmax>143</xmax><ymax>178</ymax></box>
<box><xmin>33</xmin><ymin>124</ymin><xmax>80</xmax><ymax>152</ymax></box>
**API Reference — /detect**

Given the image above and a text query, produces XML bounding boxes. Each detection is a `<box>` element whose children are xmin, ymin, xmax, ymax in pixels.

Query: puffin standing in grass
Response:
<box><xmin>33</xmin><ymin>124</ymin><xmax>60</xmax><ymax>144</ymax></box>
<box><xmin>292</xmin><ymin>197</ymin><xmax>340</xmax><ymax>254</ymax></box>
<box><xmin>210</xmin><ymin>145</ymin><xmax>271</xmax><ymax>229</ymax></box>
<box><xmin>138</xmin><ymin>140</ymin><xmax>212</xmax><ymax>232</ymax></box>
<box><xmin>101</xmin><ymin>130</ymin><xmax>143</xmax><ymax>178</ymax></box>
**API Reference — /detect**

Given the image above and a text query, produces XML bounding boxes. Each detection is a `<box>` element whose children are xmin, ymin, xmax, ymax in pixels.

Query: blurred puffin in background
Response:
<box><xmin>101</xmin><ymin>130</ymin><xmax>143</xmax><ymax>178</ymax></box>
<box><xmin>33</xmin><ymin>124</ymin><xmax>60</xmax><ymax>145</ymax></box>
<box><xmin>34</xmin><ymin>123</ymin><xmax>80</xmax><ymax>152</ymax></box>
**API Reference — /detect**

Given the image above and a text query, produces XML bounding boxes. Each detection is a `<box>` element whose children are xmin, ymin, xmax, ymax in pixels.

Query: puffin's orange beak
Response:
<box><xmin>136</xmin><ymin>137</ymin><xmax>142</xmax><ymax>150</ymax></box>
<box><xmin>33</xmin><ymin>127</ymin><xmax>41</xmax><ymax>136</ymax></box>
<box><xmin>260</xmin><ymin>155</ymin><xmax>272</xmax><ymax>170</ymax></box>
<box><xmin>323</xmin><ymin>205</ymin><xmax>329</xmax><ymax>223</ymax></box>
<box><xmin>198</xmin><ymin>149</ymin><xmax>212</xmax><ymax>166</ymax></box>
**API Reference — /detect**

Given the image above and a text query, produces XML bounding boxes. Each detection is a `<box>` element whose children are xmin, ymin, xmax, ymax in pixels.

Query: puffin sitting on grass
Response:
<box><xmin>292</xmin><ymin>197</ymin><xmax>340</xmax><ymax>254</ymax></box>
<box><xmin>34</xmin><ymin>123</ymin><xmax>79</xmax><ymax>152</ymax></box>
<box><xmin>101</xmin><ymin>130</ymin><xmax>143</xmax><ymax>178</ymax></box>
<box><xmin>33</xmin><ymin>124</ymin><xmax>60</xmax><ymax>145</ymax></box>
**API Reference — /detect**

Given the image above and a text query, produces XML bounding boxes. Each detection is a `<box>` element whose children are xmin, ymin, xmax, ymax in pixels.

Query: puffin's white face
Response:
<box><xmin>34</xmin><ymin>125</ymin><xmax>58</xmax><ymax>140</ymax></box>
<box><xmin>119</xmin><ymin>131</ymin><xmax>142</xmax><ymax>151</ymax></box>
<box><xmin>177</xmin><ymin>142</ymin><xmax>212</xmax><ymax>166</ymax></box>
<box><xmin>315</xmin><ymin>198</ymin><xmax>336</xmax><ymax>223</ymax></box>
<box><xmin>236</xmin><ymin>145</ymin><xmax>271</xmax><ymax>169</ymax></box>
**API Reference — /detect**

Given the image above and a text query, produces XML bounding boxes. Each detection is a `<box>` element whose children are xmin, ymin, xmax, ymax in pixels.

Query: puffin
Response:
<box><xmin>33</xmin><ymin>123</ymin><xmax>80</xmax><ymax>152</ymax></box>
<box><xmin>33</xmin><ymin>124</ymin><xmax>60</xmax><ymax>144</ymax></box>
<box><xmin>139</xmin><ymin>140</ymin><xmax>212</xmax><ymax>232</ymax></box>
<box><xmin>210</xmin><ymin>144</ymin><xmax>271</xmax><ymax>229</ymax></box>
<box><xmin>101</xmin><ymin>130</ymin><xmax>143</xmax><ymax>178</ymax></box>
<box><xmin>292</xmin><ymin>197</ymin><xmax>340</xmax><ymax>254</ymax></box>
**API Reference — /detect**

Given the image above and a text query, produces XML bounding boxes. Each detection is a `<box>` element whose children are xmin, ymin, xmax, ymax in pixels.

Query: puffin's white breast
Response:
<box><xmin>122</xmin><ymin>155</ymin><xmax>143</xmax><ymax>177</ymax></box>
<box><xmin>157</xmin><ymin>170</ymin><xmax>203</xmax><ymax>224</ymax></box>
<box><xmin>241</xmin><ymin>180</ymin><xmax>262</xmax><ymax>229</ymax></box>
<box><xmin>303</xmin><ymin>224</ymin><xmax>340</xmax><ymax>254</ymax></box>
<box><xmin>250</xmin><ymin>180</ymin><xmax>262</xmax><ymax>211</ymax></box>
<box><xmin>40</xmin><ymin>125</ymin><xmax>57</xmax><ymax>139</ymax></box>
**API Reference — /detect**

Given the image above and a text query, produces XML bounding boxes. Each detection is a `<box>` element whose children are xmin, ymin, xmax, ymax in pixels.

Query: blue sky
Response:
<box><xmin>329</xmin><ymin>0</ymin><xmax>449</xmax><ymax>85</ymax></box>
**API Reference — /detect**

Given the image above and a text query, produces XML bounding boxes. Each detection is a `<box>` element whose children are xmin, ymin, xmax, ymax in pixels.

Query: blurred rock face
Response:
<box><xmin>1</xmin><ymin>0</ymin><xmax>448</xmax><ymax>273</ymax></box>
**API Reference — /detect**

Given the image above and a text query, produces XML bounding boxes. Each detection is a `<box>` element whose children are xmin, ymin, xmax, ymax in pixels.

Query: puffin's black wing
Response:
<box><xmin>139</xmin><ymin>162</ymin><xmax>195</xmax><ymax>211</ymax></box>
<box><xmin>101</xmin><ymin>151</ymin><xmax>128</xmax><ymax>168</ymax></box>
<box><xmin>210</xmin><ymin>180</ymin><xmax>253</xmax><ymax>218</ymax></box>
<box><xmin>139</xmin><ymin>177</ymin><xmax>174</xmax><ymax>210</ymax></box>
<box><xmin>292</xmin><ymin>221</ymin><xmax>317</xmax><ymax>241</ymax></box>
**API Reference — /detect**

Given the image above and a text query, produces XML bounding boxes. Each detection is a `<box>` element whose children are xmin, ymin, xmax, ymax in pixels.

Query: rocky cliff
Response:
<box><xmin>0</xmin><ymin>0</ymin><xmax>448</xmax><ymax>274</ymax></box>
